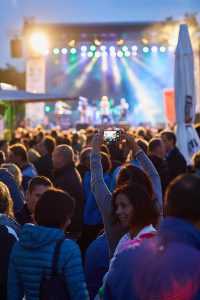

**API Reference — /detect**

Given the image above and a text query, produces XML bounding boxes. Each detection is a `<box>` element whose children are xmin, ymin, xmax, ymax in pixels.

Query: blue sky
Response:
<box><xmin>0</xmin><ymin>0</ymin><xmax>199</xmax><ymax>70</ymax></box>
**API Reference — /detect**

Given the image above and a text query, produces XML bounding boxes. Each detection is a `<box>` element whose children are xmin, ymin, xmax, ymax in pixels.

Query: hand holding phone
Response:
<box><xmin>103</xmin><ymin>130</ymin><xmax>121</xmax><ymax>142</ymax></box>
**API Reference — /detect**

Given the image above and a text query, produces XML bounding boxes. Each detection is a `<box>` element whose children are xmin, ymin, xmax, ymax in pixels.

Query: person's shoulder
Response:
<box><xmin>0</xmin><ymin>225</ymin><xmax>18</xmax><ymax>241</ymax></box>
<box><xmin>62</xmin><ymin>238</ymin><xmax>80</xmax><ymax>253</ymax></box>
<box><xmin>89</xmin><ymin>234</ymin><xmax>107</xmax><ymax>250</ymax></box>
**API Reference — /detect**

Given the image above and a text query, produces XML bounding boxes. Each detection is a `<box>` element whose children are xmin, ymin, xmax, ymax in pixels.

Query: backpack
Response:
<box><xmin>40</xmin><ymin>239</ymin><xmax>70</xmax><ymax>300</ymax></box>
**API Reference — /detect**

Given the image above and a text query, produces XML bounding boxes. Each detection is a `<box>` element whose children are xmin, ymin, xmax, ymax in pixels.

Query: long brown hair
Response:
<box><xmin>112</xmin><ymin>183</ymin><xmax>159</xmax><ymax>227</ymax></box>
<box><xmin>117</xmin><ymin>163</ymin><xmax>154</xmax><ymax>199</ymax></box>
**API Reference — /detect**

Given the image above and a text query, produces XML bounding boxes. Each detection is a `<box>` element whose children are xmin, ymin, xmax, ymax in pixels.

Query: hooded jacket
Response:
<box><xmin>7</xmin><ymin>223</ymin><xmax>89</xmax><ymax>300</ymax></box>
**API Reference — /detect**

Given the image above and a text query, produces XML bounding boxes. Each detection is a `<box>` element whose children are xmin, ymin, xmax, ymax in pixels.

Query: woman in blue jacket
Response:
<box><xmin>7</xmin><ymin>188</ymin><xmax>89</xmax><ymax>300</ymax></box>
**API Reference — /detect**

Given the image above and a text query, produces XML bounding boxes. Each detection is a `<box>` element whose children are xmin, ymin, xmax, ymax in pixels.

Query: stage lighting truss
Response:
<box><xmin>49</xmin><ymin>43</ymin><xmax>174</xmax><ymax>59</ymax></box>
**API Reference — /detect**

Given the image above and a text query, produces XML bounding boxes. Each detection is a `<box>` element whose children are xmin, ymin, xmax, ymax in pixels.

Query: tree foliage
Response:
<box><xmin>0</xmin><ymin>64</ymin><xmax>25</xmax><ymax>89</ymax></box>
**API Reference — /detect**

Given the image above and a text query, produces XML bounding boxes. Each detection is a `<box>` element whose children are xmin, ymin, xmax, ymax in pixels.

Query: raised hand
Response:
<box><xmin>120</xmin><ymin>129</ymin><xmax>140</xmax><ymax>154</ymax></box>
<box><xmin>91</xmin><ymin>130</ymin><xmax>104</xmax><ymax>154</ymax></box>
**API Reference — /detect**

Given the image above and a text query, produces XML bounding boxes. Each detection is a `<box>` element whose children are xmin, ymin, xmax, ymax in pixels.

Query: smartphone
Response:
<box><xmin>103</xmin><ymin>130</ymin><xmax>121</xmax><ymax>142</ymax></box>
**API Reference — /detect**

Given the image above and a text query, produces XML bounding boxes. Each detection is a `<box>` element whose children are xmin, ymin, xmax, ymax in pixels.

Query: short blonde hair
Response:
<box><xmin>28</xmin><ymin>149</ymin><xmax>41</xmax><ymax>163</ymax></box>
<box><xmin>0</xmin><ymin>181</ymin><xmax>14</xmax><ymax>217</ymax></box>
<box><xmin>2</xmin><ymin>163</ymin><xmax>22</xmax><ymax>187</ymax></box>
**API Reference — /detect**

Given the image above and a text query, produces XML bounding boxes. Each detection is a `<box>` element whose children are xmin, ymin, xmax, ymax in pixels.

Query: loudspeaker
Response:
<box><xmin>10</xmin><ymin>39</ymin><xmax>22</xmax><ymax>58</ymax></box>
<box><xmin>76</xmin><ymin>123</ymin><xmax>89</xmax><ymax>130</ymax></box>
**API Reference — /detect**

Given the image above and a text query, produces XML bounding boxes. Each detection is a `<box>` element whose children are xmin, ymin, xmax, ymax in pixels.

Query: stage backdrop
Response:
<box><xmin>45</xmin><ymin>44</ymin><xmax>175</xmax><ymax>125</ymax></box>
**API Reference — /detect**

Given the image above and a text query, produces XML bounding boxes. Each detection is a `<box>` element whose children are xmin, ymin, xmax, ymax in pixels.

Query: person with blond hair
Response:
<box><xmin>0</xmin><ymin>182</ymin><xmax>20</xmax><ymax>300</ymax></box>
<box><xmin>9</xmin><ymin>143</ymin><xmax>37</xmax><ymax>191</ymax></box>
<box><xmin>0</xmin><ymin>181</ymin><xmax>21</xmax><ymax>235</ymax></box>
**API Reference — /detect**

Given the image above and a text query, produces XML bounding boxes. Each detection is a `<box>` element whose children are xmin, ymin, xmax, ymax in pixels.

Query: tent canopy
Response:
<box><xmin>0</xmin><ymin>89</ymin><xmax>78</xmax><ymax>104</ymax></box>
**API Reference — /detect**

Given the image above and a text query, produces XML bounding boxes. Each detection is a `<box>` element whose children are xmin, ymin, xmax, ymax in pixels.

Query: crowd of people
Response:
<box><xmin>0</xmin><ymin>123</ymin><xmax>200</xmax><ymax>300</ymax></box>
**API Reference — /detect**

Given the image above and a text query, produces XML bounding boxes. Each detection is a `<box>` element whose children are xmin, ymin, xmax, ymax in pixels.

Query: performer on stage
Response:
<box><xmin>119</xmin><ymin>98</ymin><xmax>129</xmax><ymax>121</ymax></box>
<box><xmin>78</xmin><ymin>96</ymin><xmax>88</xmax><ymax>123</ymax></box>
<box><xmin>100</xmin><ymin>96</ymin><xmax>110</xmax><ymax>123</ymax></box>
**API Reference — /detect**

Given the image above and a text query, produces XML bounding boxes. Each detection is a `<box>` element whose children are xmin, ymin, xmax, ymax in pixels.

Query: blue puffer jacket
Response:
<box><xmin>7</xmin><ymin>223</ymin><xmax>89</xmax><ymax>300</ymax></box>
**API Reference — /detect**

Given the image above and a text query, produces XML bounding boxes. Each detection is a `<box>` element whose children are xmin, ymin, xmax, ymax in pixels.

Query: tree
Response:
<box><xmin>0</xmin><ymin>64</ymin><xmax>25</xmax><ymax>89</ymax></box>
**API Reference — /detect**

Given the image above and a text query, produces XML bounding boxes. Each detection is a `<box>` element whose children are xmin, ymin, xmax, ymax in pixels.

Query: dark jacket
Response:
<box><xmin>34</xmin><ymin>152</ymin><xmax>53</xmax><ymax>180</ymax></box>
<box><xmin>166</xmin><ymin>146</ymin><xmax>187</xmax><ymax>180</ymax></box>
<box><xmin>0</xmin><ymin>225</ymin><xmax>18</xmax><ymax>300</ymax></box>
<box><xmin>15</xmin><ymin>204</ymin><xmax>33</xmax><ymax>226</ymax></box>
<box><xmin>52</xmin><ymin>162</ymin><xmax>84</xmax><ymax>239</ymax></box>
<box><xmin>104</xmin><ymin>217</ymin><xmax>200</xmax><ymax>300</ymax></box>
<box><xmin>149</xmin><ymin>155</ymin><xmax>171</xmax><ymax>195</ymax></box>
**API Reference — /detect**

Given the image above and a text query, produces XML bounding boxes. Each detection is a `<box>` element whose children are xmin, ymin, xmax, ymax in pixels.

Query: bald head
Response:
<box><xmin>52</xmin><ymin>145</ymin><xmax>74</xmax><ymax>169</ymax></box>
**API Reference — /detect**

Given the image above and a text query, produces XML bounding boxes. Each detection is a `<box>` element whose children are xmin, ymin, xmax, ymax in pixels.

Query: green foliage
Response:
<box><xmin>0</xmin><ymin>64</ymin><xmax>25</xmax><ymax>89</ymax></box>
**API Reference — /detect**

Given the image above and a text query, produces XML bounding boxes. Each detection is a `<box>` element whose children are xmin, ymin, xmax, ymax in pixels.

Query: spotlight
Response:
<box><xmin>90</xmin><ymin>45</ymin><xmax>96</xmax><ymax>51</ymax></box>
<box><xmin>61</xmin><ymin>48</ymin><xmax>68</xmax><ymax>54</ymax></box>
<box><xmin>81</xmin><ymin>52</ymin><xmax>87</xmax><ymax>57</ymax></box>
<box><xmin>122</xmin><ymin>46</ymin><xmax>128</xmax><ymax>52</ymax></box>
<box><xmin>132</xmin><ymin>51</ymin><xmax>137</xmax><ymax>56</ymax></box>
<box><xmin>160</xmin><ymin>46</ymin><xmax>166</xmax><ymax>53</ymax></box>
<box><xmin>109</xmin><ymin>46</ymin><xmax>116</xmax><ymax>52</ymax></box>
<box><xmin>95</xmin><ymin>51</ymin><xmax>101</xmax><ymax>57</ymax></box>
<box><xmin>87</xmin><ymin>51</ymin><xmax>93</xmax><ymax>57</ymax></box>
<box><xmin>143</xmin><ymin>47</ymin><xmax>149</xmax><ymax>53</ymax></box>
<box><xmin>70</xmin><ymin>48</ymin><xmax>76</xmax><ymax>54</ymax></box>
<box><xmin>132</xmin><ymin>45</ymin><xmax>138</xmax><ymax>51</ymax></box>
<box><xmin>124</xmin><ymin>51</ymin><xmax>130</xmax><ymax>57</ymax></box>
<box><xmin>117</xmin><ymin>51</ymin><xmax>123</xmax><ymax>57</ymax></box>
<box><xmin>151</xmin><ymin>46</ymin><xmax>158</xmax><ymax>53</ymax></box>
<box><xmin>81</xmin><ymin>45</ymin><xmax>87</xmax><ymax>51</ymax></box>
<box><xmin>100</xmin><ymin>45</ymin><xmax>106</xmax><ymax>51</ymax></box>
<box><xmin>101</xmin><ymin>51</ymin><xmax>108</xmax><ymax>57</ymax></box>
<box><xmin>110</xmin><ymin>52</ymin><xmax>116</xmax><ymax>57</ymax></box>
<box><xmin>53</xmin><ymin>48</ymin><xmax>60</xmax><ymax>54</ymax></box>
<box><xmin>30</xmin><ymin>33</ymin><xmax>49</xmax><ymax>54</ymax></box>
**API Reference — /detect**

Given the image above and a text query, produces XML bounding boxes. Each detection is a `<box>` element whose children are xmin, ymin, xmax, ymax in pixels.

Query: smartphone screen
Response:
<box><xmin>103</xmin><ymin>130</ymin><xmax>121</xmax><ymax>142</ymax></box>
